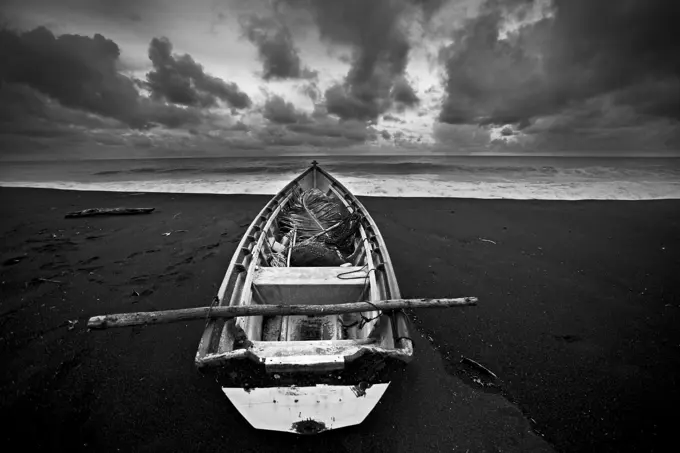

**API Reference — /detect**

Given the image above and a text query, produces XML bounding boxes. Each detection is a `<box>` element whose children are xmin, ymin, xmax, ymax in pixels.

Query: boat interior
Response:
<box><xmin>197</xmin><ymin>164</ymin><xmax>408</xmax><ymax>365</ymax></box>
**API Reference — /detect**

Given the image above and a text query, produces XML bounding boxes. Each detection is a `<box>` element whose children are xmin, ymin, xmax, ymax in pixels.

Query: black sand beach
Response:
<box><xmin>1</xmin><ymin>187</ymin><xmax>679</xmax><ymax>452</ymax></box>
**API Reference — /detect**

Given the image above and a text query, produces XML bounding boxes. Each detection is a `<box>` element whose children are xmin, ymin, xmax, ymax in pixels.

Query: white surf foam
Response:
<box><xmin>2</xmin><ymin>156</ymin><xmax>679</xmax><ymax>200</ymax></box>
<box><xmin>3</xmin><ymin>174</ymin><xmax>680</xmax><ymax>200</ymax></box>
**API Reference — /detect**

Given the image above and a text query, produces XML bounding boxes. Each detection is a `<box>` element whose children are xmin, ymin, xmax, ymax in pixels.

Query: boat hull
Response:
<box><xmin>196</xmin><ymin>162</ymin><xmax>413</xmax><ymax>433</ymax></box>
<box><xmin>223</xmin><ymin>383</ymin><xmax>390</xmax><ymax>434</ymax></box>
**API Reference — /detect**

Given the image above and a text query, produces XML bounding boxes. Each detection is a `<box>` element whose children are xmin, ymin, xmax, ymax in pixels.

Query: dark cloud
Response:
<box><xmin>1</xmin><ymin>26</ymin><xmax>143</xmax><ymax>125</ymax></box>
<box><xmin>610</xmin><ymin>78</ymin><xmax>680</xmax><ymax>120</ymax></box>
<box><xmin>241</xmin><ymin>15</ymin><xmax>317</xmax><ymax>80</ymax></box>
<box><xmin>249</xmin><ymin>90</ymin><xmax>380</xmax><ymax>149</ymax></box>
<box><xmin>382</xmin><ymin>114</ymin><xmax>405</xmax><ymax>123</ymax></box>
<box><xmin>0</xmin><ymin>22</ymin><xmax>389</xmax><ymax>155</ymax></box>
<box><xmin>0</xmin><ymin>83</ymin><xmax>124</xmax><ymax>134</ymax></box>
<box><xmin>381</xmin><ymin>130</ymin><xmax>391</xmax><ymax>140</ymax></box>
<box><xmin>500</xmin><ymin>126</ymin><xmax>514</xmax><ymax>136</ymax></box>
<box><xmin>392</xmin><ymin>76</ymin><xmax>420</xmax><ymax>107</ymax></box>
<box><xmin>286</xmin><ymin>117</ymin><xmax>374</xmax><ymax>143</ymax></box>
<box><xmin>146</xmin><ymin>37</ymin><xmax>251</xmax><ymax>109</ymax></box>
<box><xmin>410</xmin><ymin>0</ymin><xmax>448</xmax><ymax>20</ymax></box>
<box><xmin>298</xmin><ymin>81</ymin><xmax>321</xmax><ymax>101</ymax></box>
<box><xmin>0</xmin><ymin>26</ymin><xmax>219</xmax><ymax>131</ymax></box>
<box><xmin>229</xmin><ymin>121</ymin><xmax>250</xmax><ymax>131</ymax></box>
<box><xmin>79</xmin><ymin>0</ymin><xmax>145</xmax><ymax>22</ymax></box>
<box><xmin>433</xmin><ymin>122</ymin><xmax>492</xmax><ymax>152</ymax></box>
<box><xmin>2</xmin><ymin>0</ymin><xmax>147</xmax><ymax>23</ymax></box>
<box><xmin>254</xmin><ymin>117</ymin><xmax>376</xmax><ymax>149</ymax></box>
<box><xmin>439</xmin><ymin>0</ymin><xmax>680</xmax><ymax>131</ymax></box>
<box><xmin>262</xmin><ymin>95</ymin><xmax>308</xmax><ymax>124</ymax></box>
<box><xmin>281</xmin><ymin>0</ymin><xmax>434</xmax><ymax>121</ymax></box>
<box><xmin>324</xmin><ymin>83</ymin><xmax>390</xmax><ymax>121</ymax></box>
<box><xmin>136</xmin><ymin>101</ymin><xmax>206</xmax><ymax>129</ymax></box>
<box><xmin>518</xmin><ymin>97</ymin><xmax>680</xmax><ymax>152</ymax></box>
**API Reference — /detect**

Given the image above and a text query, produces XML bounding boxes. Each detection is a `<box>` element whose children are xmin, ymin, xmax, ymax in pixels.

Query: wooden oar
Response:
<box><xmin>87</xmin><ymin>297</ymin><xmax>477</xmax><ymax>330</ymax></box>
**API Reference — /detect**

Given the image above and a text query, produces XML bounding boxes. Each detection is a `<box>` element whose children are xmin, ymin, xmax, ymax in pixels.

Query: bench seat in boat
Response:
<box><xmin>254</xmin><ymin>266</ymin><xmax>369</xmax><ymax>342</ymax></box>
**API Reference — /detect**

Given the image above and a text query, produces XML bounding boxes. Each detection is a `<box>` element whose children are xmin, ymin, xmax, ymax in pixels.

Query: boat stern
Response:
<box><xmin>222</xmin><ymin>383</ymin><xmax>390</xmax><ymax>434</ymax></box>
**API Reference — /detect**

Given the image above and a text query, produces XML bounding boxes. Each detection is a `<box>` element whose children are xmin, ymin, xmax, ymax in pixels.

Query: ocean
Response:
<box><xmin>1</xmin><ymin>155</ymin><xmax>679</xmax><ymax>200</ymax></box>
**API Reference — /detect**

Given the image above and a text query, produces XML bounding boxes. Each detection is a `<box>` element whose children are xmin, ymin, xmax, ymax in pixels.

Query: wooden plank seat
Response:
<box><xmin>252</xmin><ymin>266</ymin><xmax>368</xmax><ymax>305</ymax></box>
<box><xmin>254</xmin><ymin>266</ymin><xmax>370</xmax><ymax>342</ymax></box>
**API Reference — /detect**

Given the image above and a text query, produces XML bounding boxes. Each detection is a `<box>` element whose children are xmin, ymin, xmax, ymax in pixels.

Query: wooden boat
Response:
<box><xmin>87</xmin><ymin>161</ymin><xmax>477</xmax><ymax>434</ymax></box>
<box><xmin>194</xmin><ymin>161</ymin><xmax>414</xmax><ymax>434</ymax></box>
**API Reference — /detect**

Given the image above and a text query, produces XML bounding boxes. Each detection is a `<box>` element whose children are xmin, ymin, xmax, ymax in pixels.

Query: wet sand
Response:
<box><xmin>1</xmin><ymin>187</ymin><xmax>678</xmax><ymax>452</ymax></box>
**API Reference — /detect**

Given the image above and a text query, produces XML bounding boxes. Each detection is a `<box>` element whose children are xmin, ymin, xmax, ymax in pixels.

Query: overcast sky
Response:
<box><xmin>1</xmin><ymin>0</ymin><xmax>678</xmax><ymax>159</ymax></box>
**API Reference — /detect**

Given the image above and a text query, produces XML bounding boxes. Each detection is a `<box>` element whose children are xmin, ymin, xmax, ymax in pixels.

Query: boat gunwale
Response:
<box><xmin>195</xmin><ymin>166</ymin><xmax>314</xmax><ymax>362</ymax></box>
<box><xmin>315</xmin><ymin>165</ymin><xmax>414</xmax><ymax>355</ymax></box>
<box><xmin>195</xmin><ymin>163</ymin><xmax>413</xmax><ymax>368</ymax></box>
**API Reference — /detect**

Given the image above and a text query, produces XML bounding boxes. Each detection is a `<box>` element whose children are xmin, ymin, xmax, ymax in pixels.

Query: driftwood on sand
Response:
<box><xmin>87</xmin><ymin>297</ymin><xmax>478</xmax><ymax>329</ymax></box>
<box><xmin>65</xmin><ymin>207</ymin><xmax>155</xmax><ymax>218</ymax></box>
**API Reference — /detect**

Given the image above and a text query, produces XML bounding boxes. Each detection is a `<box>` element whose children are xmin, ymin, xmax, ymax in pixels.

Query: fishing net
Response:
<box><xmin>269</xmin><ymin>248</ymin><xmax>288</xmax><ymax>267</ymax></box>
<box><xmin>279</xmin><ymin>188</ymin><xmax>348</xmax><ymax>239</ymax></box>
<box><xmin>290</xmin><ymin>240</ymin><xmax>345</xmax><ymax>267</ymax></box>
<box><xmin>277</xmin><ymin>188</ymin><xmax>362</xmax><ymax>266</ymax></box>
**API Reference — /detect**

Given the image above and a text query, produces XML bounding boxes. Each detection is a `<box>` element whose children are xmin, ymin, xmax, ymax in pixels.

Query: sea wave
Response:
<box><xmin>89</xmin><ymin>161</ymin><xmax>680</xmax><ymax>180</ymax></box>
<box><xmin>3</xmin><ymin>176</ymin><xmax>680</xmax><ymax>200</ymax></box>
<box><xmin>2</xmin><ymin>156</ymin><xmax>679</xmax><ymax>200</ymax></box>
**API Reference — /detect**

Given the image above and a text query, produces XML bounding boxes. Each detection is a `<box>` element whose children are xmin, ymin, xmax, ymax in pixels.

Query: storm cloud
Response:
<box><xmin>2</xmin><ymin>0</ymin><xmax>678</xmax><ymax>155</ymax></box>
<box><xmin>146</xmin><ymin>37</ymin><xmax>251</xmax><ymax>109</ymax></box>
<box><xmin>439</xmin><ymin>0</ymin><xmax>680</xmax><ymax>130</ymax></box>
<box><xmin>0</xmin><ymin>26</ymin><xmax>241</xmax><ymax>131</ymax></box>
<box><xmin>1</xmin><ymin>0</ymin><xmax>148</xmax><ymax>23</ymax></box>
<box><xmin>282</xmin><ymin>0</ymin><xmax>439</xmax><ymax>121</ymax></box>
<box><xmin>241</xmin><ymin>15</ymin><xmax>317</xmax><ymax>80</ymax></box>
<box><xmin>0</xmin><ymin>26</ymin><xmax>147</xmax><ymax>127</ymax></box>
<box><xmin>392</xmin><ymin>76</ymin><xmax>420</xmax><ymax>108</ymax></box>
<box><xmin>257</xmin><ymin>94</ymin><xmax>378</xmax><ymax>148</ymax></box>
<box><xmin>262</xmin><ymin>95</ymin><xmax>308</xmax><ymax>124</ymax></box>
